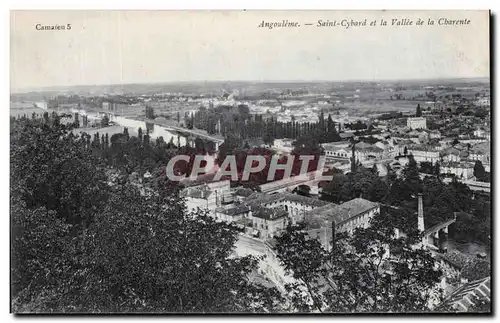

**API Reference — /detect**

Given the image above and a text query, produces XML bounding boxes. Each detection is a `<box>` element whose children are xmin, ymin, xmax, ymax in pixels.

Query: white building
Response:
<box><xmin>305</xmin><ymin>198</ymin><xmax>380</xmax><ymax>246</ymax></box>
<box><xmin>352</xmin><ymin>142</ymin><xmax>384</xmax><ymax>162</ymax></box>
<box><xmin>272</xmin><ymin>138</ymin><xmax>294</xmax><ymax>154</ymax></box>
<box><xmin>214</xmin><ymin>203</ymin><xmax>252</xmax><ymax>225</ymax></box>
<box><xmin>441</xmin><ymin>147</ymin><xmax>462</xmax><ymax>163</ymax></box>
<box><xmin>182</xmin><ymin>178</ymin><xmax>232</xmax><ymax>214</ymax></box>
<box><xmin>474</xmin><ymin>97</ymin><xmax>490</xmax><ymax>106</ymax></box>
<box><xmin>428</xmin><ymin>130</ymin><xmax>442</xmax><ymax>140</ymax></box>
<box><xmin>441</xmin><ymin>162</ymin><xmax>475</xmax><ymax>180</ymax></box>
<box><xmin>250</xmin><ymin>207</ymin><xmax>289</xmax><ymax>239</ymax></box>
<box><xmin>407</xmin><ymin>146</ymin><xmax>440</xmax><ymax>164</ymax></box>
<box><xmin>407</xmin><ymin>117</ymin><xmax>427</xmax><ymax>130</ymax></box>
<box><xmin>245</xmin><ymin>192</ymin><xmax>330</xmax><ymax>226</ymax></box>
<box><xmin>323</xmin><ymin>142</ymin><xmax>351</xmax><ymax>159</ymax></box>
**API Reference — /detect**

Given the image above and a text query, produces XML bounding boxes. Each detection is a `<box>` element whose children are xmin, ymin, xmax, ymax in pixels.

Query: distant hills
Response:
<box><xmin>11</xmin><ymin>77</ymin><xmax>490</xmax><ymax>97</ymax></box>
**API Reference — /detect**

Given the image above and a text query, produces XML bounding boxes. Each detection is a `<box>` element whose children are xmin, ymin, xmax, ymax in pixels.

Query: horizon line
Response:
<box><xmin>11</xmin><ymin>76</ymin><xmax>490</xmax><ymax>94</ymax></box>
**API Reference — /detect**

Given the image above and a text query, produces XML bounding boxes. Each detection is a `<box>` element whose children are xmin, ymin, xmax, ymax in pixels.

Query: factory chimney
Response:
<box><xmin>418</xmin><ymin>193</ymin><xmax>425</xmax><ymax>233</ymax></box>
<box><xmin>331</xmin><ymin>220</ymin><xmax>336</xmax><ymax>250</ymax></box>
<box><xmin>351</xmin><ymin>142</ymin><xmax>357</xmax><ymax>173</ymax></box>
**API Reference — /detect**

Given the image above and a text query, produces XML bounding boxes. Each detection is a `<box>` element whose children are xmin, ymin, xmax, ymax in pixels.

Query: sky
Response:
<box><xmin>10</xmin><ymin>10</ymin><xmax>490</xmax><ymax>91</ymax></box>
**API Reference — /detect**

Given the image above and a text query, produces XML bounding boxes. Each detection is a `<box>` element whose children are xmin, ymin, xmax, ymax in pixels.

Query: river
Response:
<box><xmin>10</xmin><ymin>103</ymin><xmax>188</xmax><ymax>146</ymax></box>
<box><xmin>111</xmin><ymin>116</ymin><xmax>187</xmax><ymax>146</ymax></box>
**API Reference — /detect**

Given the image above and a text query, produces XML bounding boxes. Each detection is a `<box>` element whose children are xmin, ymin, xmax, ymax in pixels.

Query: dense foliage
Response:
<box><xmin>11</xmin><ymin>114</ymin><xmax>283</xmax><ymax>313</ymax></box>
<box><xmin>320</xmin><ymin>154</ymin><xmax>491</xmax><ymax>246</ymax></box>
<box><xmin>189</xmin><ymin>105</ymin><xmax>341</xmax><ymax>144</ymax></box>
<box><xmin>10</xmin><ymin>112</ymin><xmax>490</xmax><ymax>313</ymax></box>
<box><xmin>273</xmin><ymin>212</ymin><xmax>444</xmax><ymax>313</ymax></box>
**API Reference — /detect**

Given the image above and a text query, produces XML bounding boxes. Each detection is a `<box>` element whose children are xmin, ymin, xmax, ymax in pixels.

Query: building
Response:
<box><xmin>407</xmin><ymin>145</ymin><xmax>440</xmax><ymax>164</ymax></box>
<box><xmin>330</xmin><ymin>198</ymin><xmax>380</xmax><ymax>234</ymax></box>
<box><xmin>353</xmin><ymin>142</ymin><xmax>384</xmax><ymax>162</ymax></box>
<box><xmin>441</xmin><ymin>147</ymin><xmax>462</xmax><ymax>163</ymax></box>
<box><xmin>408</xmin><ymin>147</ymin><xmax>440</xmax><ymax>164</ymax></box>
<box><xmin>214</xmin><ymin>203</ymin><xmax>252</xmax><ymax>223</ymax></box>
<box><xmin>468</xmin><ymin>142</ymin><xmax>491</xmax><ymax>164</ymax></box>
<box><xmin>183</xmin><ymin>186</ymin><xmax>216</xmax><ymax>213</ymax></box>
<box><xmin>428</xmin><ymin>130</ymin><xmax>442</xmax><ymax>140</ymax></box>
<box><xmin>474</xmin><ymin>97</ymin><xmax>490</xmax><ymax>106</ymax></box>
<box><xmin>440</xmin><ymin>162</ymin><xmax>475</xmax><ymax>180</ymax></box>
<box><xmin>374</xmin><ymin>140</ymin><xmax>397</xmax><ymax>158</ymax></box>
<box><xmin>339</xmin><ymin>132</ymin><xmax>355</xmax><ymax>141</ymax></box>
<box><xmin>393</xmin><ymin>139</ymin><xmax>414</xmax><ymax>156</ymax></box>
<box><xmin>473</xmin><ymin>128</ymin><xmax>488</xmax><ymax>138</ymax></box>
<box><xmin>323</xmin><ymin>141</ymin><xmax>351</xmax><ymax>159</ymax></box>
<box><xmin>304</xmin><ymin>198</ymin><xmax>380</xmax><ymax>248</ymax></box>
<box><xmin>272</xmin><ymin>138</ymin><xmax>294</xmax><ymax>154</ymax></box>
<box><xmin>102</xmin><ymin>102</ymin><xmax>112</xmax><ymax>111</ymax></box>
<box><xmin>245</xmin><ymin>192</ymin><xmax>330</xmax><ymax>225</ymax></box>
<box><xmin>407</xmin><ymin>117</ymin><xmax>427</xmax><ymax>130</ymax></box>
<box><xmin>181</xmin><ymin>177</ymin><xmax>232</xmax><ymax>214</ymax></box>
<box><xmin>251</xmin><ymin>206</ymin><xmax>288</xmax><ymax>239</ymax></box>
<box><xmin>34</xmin><ymin>101</ymin><xmax>48</xmax><ymax>110</ymax></box>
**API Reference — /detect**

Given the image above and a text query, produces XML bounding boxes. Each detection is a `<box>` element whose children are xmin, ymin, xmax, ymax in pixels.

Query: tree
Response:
<box><xmin>138</xmin><ymin>127</ymin><xmax>143</xmax><ymax>142</ymax></box>
<box><xmin>321</xmin><ymin>167</ymin><xmax>388</xmax><ymax>204</ymax></box>
<box><xmin>419</xmin><ymin>161</ymin><xmax>434</xmax><ymax>174</ymax></box>
<box><xmin>403</xmin><ymin>155</ymin><xmax>421</xmax><ymax>189</ymax></box>
<box><xmin>434</xmin><ymin>162</ymin><xmax>440</xmax><ymax>177</ymax></box>
<box><xmin>74</xmin><ymin>113</ymin><xmax>80</xmax><ymax>127</ymax></box>
<box><xmin>189</xmin><ymin>114</ymin><xmax>195</xmax><ymax>130</ymax></box>
<box><xmin>101</xmin><ymin>115</ymin><xmax>109</xmax><ymax>127</ymax></box>
<box><xmin>13</xmin><ymin>185</ymin><xmax>284</xmax><ymax>312</ymax></box>
<box><xmin>294</xmin><ymin>185</ymin><xmax>311</xmax><ymax>197</ymax></box>
<box><xmin>466</xmin><ymin>297</ymin><xmax>491</xmax><ymax>313</ymax></box>
<box><xmin>11</xmin><ymin>116</ymin><xmax>284</xmax><ymax>313</ymax></box>
<box><xmin>11</xmin><ymin>117</ymin><xmax>109</xmax><ymax>226</ymax></box>
<box><xmin>416</xmin><ymin>104</ymin><xmax>422</xmax><ymax>117</ymax></box>
<box><xmin>11</xmin><ymin>195</ymin><xmax>73</xmax><ymax>309</ymax></box>
<box><xmin>274</xmin><ymin>211</ymin><xmax>443</xmax><ymax>313</ymax></box>
<box><xmin>473</xmin><ymin>161</ymin><xmax>486</xmax><ymax>180</ymax></box>
<box><xmin>145</xmin><ymin>105</ymin><xmax>155</xmax><ymax>119</ymax></box>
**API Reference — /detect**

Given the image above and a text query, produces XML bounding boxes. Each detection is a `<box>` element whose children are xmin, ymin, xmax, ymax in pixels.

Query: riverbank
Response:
<box><xmin>448</xmin><ymin>239</ymin><xmax>490</xmax><ymax>261</ymax></box>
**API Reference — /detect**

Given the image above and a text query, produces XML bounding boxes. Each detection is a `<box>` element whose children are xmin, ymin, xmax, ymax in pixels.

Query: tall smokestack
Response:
<box><xmin>418</xmin><ymin>193</ymin><xmax>425</xmax><ymax>233</ymax></box>
<box><xmin>324</xmin><ymin>220</ymin><xmax>329</xmax><ymax>251</ymax></box>
<box><xmin>331</xmin><ymin>220</ymin><xmax>336</xmax><ymax>250</ymax></box>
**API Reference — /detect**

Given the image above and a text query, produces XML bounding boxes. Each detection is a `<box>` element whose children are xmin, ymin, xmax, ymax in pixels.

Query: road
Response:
<box><xmin>234</xmin><ymin>234</ymin><xmax>267</xmax><ymax>257</ymax></box>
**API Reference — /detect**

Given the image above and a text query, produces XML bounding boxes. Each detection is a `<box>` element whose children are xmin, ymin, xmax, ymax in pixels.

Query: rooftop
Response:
<box><xmin>252</xmin><ymin>205</ymin><xmax>288</xmax><ymax>220</ymax></box>
<box><xmin>439</xmin><ymin>277</ymin><xmax>491</xmax><ymax>312</ymax></box>
<box><xmin>215</xmin><ymin>203</ymin><xmax>251</xmax><ymax>216</ymax></box>
<box><xmin>185</xmin><ymin>187</ymin><xmax>213</xmax><ymax>199</ymax></box>
<box><xmin>180</xmin><ymin>173</ymin><xmax>228</xmax><ymax>188</ymax></box>
<box><xmin>306</xmin><ymin>198</ymin><xmax>378</xmax><ymax>227</ymax></box>
<box><xmin>245</xmin><ymin>192</ymin><xmax>331</xmax><ymax>209</ymax></box>
<box><xmin>233</xmin><ymin>187</ymin><xmax>255</xmax><ymax>197</ymax></box>
<box><xmin>441</xmin><ymin>161</ymin><xmax>474</xmax><ymax>169</ymax></box>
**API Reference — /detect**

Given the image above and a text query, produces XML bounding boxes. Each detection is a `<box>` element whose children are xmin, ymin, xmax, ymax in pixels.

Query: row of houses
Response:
<box><xmin>182</xmin><ymin>173</ymin><xmax>381</xmax><ymax>242</ymax></box>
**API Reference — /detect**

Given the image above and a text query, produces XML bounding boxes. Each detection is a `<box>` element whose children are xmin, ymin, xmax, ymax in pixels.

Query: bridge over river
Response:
<box><xmin>259</xmin><ymin>170</ymin><xmax>325</xmax><ymax>195</ymax></box>
<box><xmin>106</xmin><ymin>115</ymin><xmax>225</xmax><ymax>149</ymax></box>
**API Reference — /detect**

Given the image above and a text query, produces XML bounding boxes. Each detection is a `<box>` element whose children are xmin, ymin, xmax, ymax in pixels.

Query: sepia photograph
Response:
<box><xmin>10</xmin><ymin>10</ymin><xmax>491</xmax><ymax>314</ymax></box>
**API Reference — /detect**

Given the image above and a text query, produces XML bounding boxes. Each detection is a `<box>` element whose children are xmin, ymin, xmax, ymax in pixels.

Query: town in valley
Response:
<box><xmin>11</xmin><ymin>78</ymin><xmax>491</xmax><ymax>313</ymax></box>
